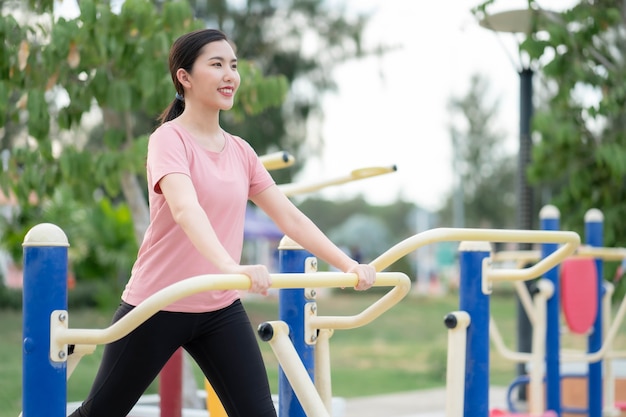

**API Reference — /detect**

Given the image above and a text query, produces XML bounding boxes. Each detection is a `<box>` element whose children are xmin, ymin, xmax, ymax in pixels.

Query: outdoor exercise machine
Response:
<box><xmin>21</xmin><ymin>222</ymin><xmax>580</xmax><ymax>417</ymax></box>
<box><xmin>489</xmin><ymin>206</ymin><xmax>626</xmax><ymax>417</ymax></box>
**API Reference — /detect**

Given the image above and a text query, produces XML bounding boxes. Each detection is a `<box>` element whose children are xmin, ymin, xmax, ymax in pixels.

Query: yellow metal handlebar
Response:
<box><xmin>371</xmin><ymin>227</ymin><xmax>580</xmax><ymax>282</ymax></box>
<box><xmin>278</xmin><ymin>165</ymin><xmax>397</xmax><ymax>197</ymax></box>
<box><xmin>492</xmin><ymin>245</ymin><xmax>626</xmax><ymax>265</ymax></box>
<box><xmin>260</xmin><ymin>151</ymin><xmax>295</xmax><ymax>171</ymax></box>
<box><xmin>54</xmin><ymin>227</ymin><xmax>581</xmax><ymax>352</ymax></box>
<box><xmin>54</xmin><ymin>272</ymin><xmax>410</xmax><ymax>347</ymax></box>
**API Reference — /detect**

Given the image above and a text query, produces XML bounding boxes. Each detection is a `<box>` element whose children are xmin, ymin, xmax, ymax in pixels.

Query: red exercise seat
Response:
<box><xmin>560</xmin><ymin>258</ymin><xmax>598</xmax><ymax>334</ymax></box>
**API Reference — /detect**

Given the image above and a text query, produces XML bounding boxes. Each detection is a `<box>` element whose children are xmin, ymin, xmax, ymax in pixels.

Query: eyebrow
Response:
<box><xmin>208</xmin><ymin>56</ymin><xmax>238</xmax><ymax>63</ymax></box>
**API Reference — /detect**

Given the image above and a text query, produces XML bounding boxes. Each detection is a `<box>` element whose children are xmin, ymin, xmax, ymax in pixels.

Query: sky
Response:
<box><xmin>294</xmin><ymin>0</ymin><xmax>575</xmax><ymax>211</ymax></box>
<box><xmin>55</xmin><ymin>0</ymin><xmax>575</xmax><ymax>211</ymax></box>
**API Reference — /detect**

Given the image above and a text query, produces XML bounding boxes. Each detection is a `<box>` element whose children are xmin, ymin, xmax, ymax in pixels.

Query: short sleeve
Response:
<box><xmin>147</xmin><ymin>124</ymin><xmax>191</xmax><ymax>194</ymax></box>
<box><xmin>243</xmin><ymin>141</ymin><xmax>275</xmax><ymax>197</ymax></box>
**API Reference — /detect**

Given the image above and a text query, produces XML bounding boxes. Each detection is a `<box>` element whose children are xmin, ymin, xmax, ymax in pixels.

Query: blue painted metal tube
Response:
<box><xmin>540</xmin><ymin>205</ymin><xmax>561</xmax><ymax>416</ymax></box>
<box><xmin>278</xmin><ymin>237</ymin><xmax>315</xmax><ymax>417</ymax></box>
<box><xmin>584</xmin><ymin>209</ymin><xmax>604</xmax><ymax>417</ymax></box>
<box><xmin>22</xmin><ymin>224</ymin><xmax>69</xmax><ymax>417</ymax></box>
<box><xmin>458</xmin><ymin>241</ymin><xmax>491</xmax><ymax>417</ymax></box>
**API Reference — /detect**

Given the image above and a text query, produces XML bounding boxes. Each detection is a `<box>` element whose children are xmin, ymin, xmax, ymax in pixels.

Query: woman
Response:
<box><xmin>69</xmin><ymin>28</ymin><xmax>376</xmax><ymax>417</ymax></box>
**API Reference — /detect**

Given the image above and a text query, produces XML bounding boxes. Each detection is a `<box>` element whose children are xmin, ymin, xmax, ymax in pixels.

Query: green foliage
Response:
<box><xmin>68</xmin><ymin>197</ymin><xmax>138</xmax><ymax>285</ymax></box>
<box><xmin>522</xmin><ymin>2</ymin><xmax>626</xmax><ymax>244</ymax></box>
<box><xmin>1</xmin><ymin>0</ymin><xmax>289</xmax><ymax>202</ymax></box>
<box><xmin>1</xmin><ymin>0</ymin><xmax>290</xmax><ymax>272</ymax></box>
<box><xmin>0</xmin><ymin>185</ymin><xmax>138</xmax><ymax>310</ymax></box>
<box><xmin>477</xmin><ymin>1</ymin><xmax>626</xmax><ymax>299</ymax></box>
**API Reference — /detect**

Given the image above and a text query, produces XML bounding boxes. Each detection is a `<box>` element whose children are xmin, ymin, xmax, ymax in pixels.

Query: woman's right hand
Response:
<box><xmin>227</xmin><ymin>264</ymin><xmax>272</xmax><ymax>295</ymax></box>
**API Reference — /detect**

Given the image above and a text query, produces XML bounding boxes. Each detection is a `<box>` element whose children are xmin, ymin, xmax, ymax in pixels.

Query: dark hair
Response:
<box><xmin>158</xmin><ymin>29</ymin><xmax>229</xmax><ymax>124</ymax></box>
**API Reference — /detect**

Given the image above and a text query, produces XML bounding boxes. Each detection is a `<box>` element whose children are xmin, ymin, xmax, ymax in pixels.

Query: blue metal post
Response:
<box><xmin>458</xmin><ymin>241</ymin><xmax>491</xmax><ymax>417</ymax></box>
<box><xmin>22</xmin><ymin>224</ymin><xmax>69</xmax><ymax>417</ymax></box>
<box><xmin>277</xmin><ymin>237</ymin><xmax>315</xmax><ymax>417</ymax></box>
<box><xmin>584</xmin><ymin>209</ymin><xmax>603</xmax><ymax>417</ymax></box>
<box><xmin>540</xmin><ymin>205</ymin><xmax>561</xmax><ymax>416</ymax></box>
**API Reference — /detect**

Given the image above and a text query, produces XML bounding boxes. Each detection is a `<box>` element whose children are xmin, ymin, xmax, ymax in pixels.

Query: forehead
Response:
<box><xmin>198</xmin><ymin>39</ymin><xmax>237</xmax><ymax>60</ymax></box>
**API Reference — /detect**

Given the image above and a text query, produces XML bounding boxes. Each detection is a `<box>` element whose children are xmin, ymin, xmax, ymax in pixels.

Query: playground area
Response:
<box><xmin>2</xmin><ymin>152</ymin><xmax>622</xmax><ymax>417</ymax></box>
<box><xmin>18</xmin><ymin>203</ymin><xmax>626</xmax><ymax>417</ymax></box>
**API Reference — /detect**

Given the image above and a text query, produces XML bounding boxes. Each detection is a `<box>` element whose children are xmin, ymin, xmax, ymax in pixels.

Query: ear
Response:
<box><xmin>176</xmin><ymin>68</ymin><xmax>191</xmax><ymax>88</ymax></box>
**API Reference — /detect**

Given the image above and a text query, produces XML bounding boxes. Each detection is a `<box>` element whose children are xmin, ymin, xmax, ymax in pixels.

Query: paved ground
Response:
<box><xmin>68</xmin><ymin>386</ymin><xmax>512</xmax><ymax>416</ymax></box>
<box><xmin>341</xmin><ymin>386</ymin><xmax>510</xmax><ymax>417</ymax></box>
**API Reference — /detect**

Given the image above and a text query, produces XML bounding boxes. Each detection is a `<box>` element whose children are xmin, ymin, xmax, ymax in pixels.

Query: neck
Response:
<box><xmin>176</xmin><ymin>107</ymin><xmax>225</xmax><ymax>152</ymax></box>
<box><xmin>178</xmin><ymin>105</ymin><xmax>221</xmax><ymax>134</ymax></box>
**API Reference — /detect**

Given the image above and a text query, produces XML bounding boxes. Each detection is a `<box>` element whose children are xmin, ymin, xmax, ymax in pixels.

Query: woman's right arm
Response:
<box><xmin>158</xmin><ymin>172</ymin><xmax>272</xmax><ymax>294</ymax></box>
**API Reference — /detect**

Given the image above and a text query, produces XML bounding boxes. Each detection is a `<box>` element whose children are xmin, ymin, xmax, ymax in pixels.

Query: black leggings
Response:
<box><xmin>69</xmin><ymin>299</ymin><xmax>277</xmax><ymax>417</ymax></box>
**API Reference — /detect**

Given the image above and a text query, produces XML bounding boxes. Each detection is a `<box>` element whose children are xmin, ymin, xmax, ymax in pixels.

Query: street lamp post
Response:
<box><xmin>478</xmin><ymin>7</ymin><xmax>547</xmax><ymax>404</ymax></box>
<box><xmin>479</xmin><ymin>7</ymin><xmax>543</xmax><ymax>239</ymax></box>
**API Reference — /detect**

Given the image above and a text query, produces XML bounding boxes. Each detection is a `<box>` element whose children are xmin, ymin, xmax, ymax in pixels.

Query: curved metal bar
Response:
<box><xmin>370</xmin><ymin>228</ymin><xmax>580</xmax><ymax>282</ymax></box>
<box><xmin>278</xmin><ymin>165</ymin><xmax>397</xmax><ymax>197</ymax></box>
<box><xmin>493</xmin><ymin>246</ymin><xmax>626</xmax><ymax>264</ymax></box>
<box><xmin>54</xmin><ymin>272</ymin><xmax>409</xmax><ymax>347</ymax></box>
<box><xmin>561</xmin><ymin>289</ymin><xmax>626</xmax><ymax>363</ymax></box>
<box><xmin>307</xmin><ymin>272</ymin><xmax>410</xmax><ymax>330</ymax></box>
<box><xmin>576</xmin><ymin>245</ymin><xmax>626</xmax><ymax>261</ymax></box>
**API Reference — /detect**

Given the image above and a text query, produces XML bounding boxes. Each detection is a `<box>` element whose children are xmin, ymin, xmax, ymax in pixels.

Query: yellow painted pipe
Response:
<box><xmin>278</xmin><ymin>165</ymin><xmax>397</xmax><ymax>197</ymax></box>
<box><xmin>52</xmin><ymin>272</ymin><xmax>409</xmax><ymax>347</ymax></box>
<box><xmin>260</xmin><ymin>151</ymin><xmax>295</xmax><ymax>171</ymax></box>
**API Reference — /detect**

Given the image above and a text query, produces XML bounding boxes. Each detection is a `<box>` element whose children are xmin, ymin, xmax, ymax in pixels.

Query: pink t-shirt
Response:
<box><xmin>122</xmin><ymin>121</ymin><xmax>275</xmax><ymax>312</ymax></box>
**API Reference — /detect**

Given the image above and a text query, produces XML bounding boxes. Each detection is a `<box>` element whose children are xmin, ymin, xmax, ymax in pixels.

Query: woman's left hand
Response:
<box><xmin>347</xmin><ymin>264</ymin><xmax>376</xmax><ymax>291</ymax></box>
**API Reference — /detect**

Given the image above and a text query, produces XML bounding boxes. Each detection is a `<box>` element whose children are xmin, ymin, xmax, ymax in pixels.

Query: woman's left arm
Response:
<box><xmin>251</xmin><ymin>184</ymin><xmax>375</xmax><ymax>290</ymax></box>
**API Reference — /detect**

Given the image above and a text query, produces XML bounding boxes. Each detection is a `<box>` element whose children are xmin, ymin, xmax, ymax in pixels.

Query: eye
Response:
<box><xmin>212</xmin><ymin>62</ymin><xmax>223</xmax><ymax>67</ymax></box>
<box><xmin>231</xmin><ymin>63</ymin><xmax>238</xmax><ymax>70</ymax></box>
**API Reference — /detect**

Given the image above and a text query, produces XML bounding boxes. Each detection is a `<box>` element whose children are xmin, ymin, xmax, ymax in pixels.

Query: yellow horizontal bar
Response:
<box><xmin>278</xmin><ymin>165</ymin><xmax>397</xmax><ymax>196</ymax></box>
<box><xmin>56</xmin><ymin>272</ymin><xmax>409</xmax><ymax>346</ymax></box>
<box><xmin>260</xmin><ymin>151</ymin><xmax>295</xmax><ymax>171</ymax></box>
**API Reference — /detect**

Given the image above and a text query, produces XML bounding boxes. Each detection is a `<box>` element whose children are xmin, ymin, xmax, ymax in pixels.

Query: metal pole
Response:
<box><xmin>518</xmin><ymin>67</ymin><xmax>534</xmax><ymax>234</ymax></box>
<box><xmin>585</xmin><ymin>209</ymin><xmax>604</xmax><ymax>417</ymax></box>
<box><xmin>540</xmin><ymin>205</ymin><xmax>561</xmax><ymax>416</ymax></box>
<box><xmin>458</xmin><ymin>241</ymin><xmax>491</xmax><ymax>417</ymax></box>
<box><xmin>22</xmin><ymin>223</ymin><xmax>69</xmax><ymax>417</ymax></box>
<box><xmin>278</xmin><ymin>236</ymin><xmax>315</xmax><ymax>417</ymax></box>
<box><xmin>515</xmin><ymin>67</ymin><xmax>535</xmax><ymax>400</ymax></box>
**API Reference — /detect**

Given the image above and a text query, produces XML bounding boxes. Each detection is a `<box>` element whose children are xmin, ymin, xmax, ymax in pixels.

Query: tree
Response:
<box><xmin>0</xmin><ymin>0</ymin><xmax>288</xmax><ymax>259</ymax></box>
<box><xmin>526</xmin><ymin>2</ymin><xmax>626</xmax><ymax>245</ymax></box>
<box><xmin>438</xmin><ymin>73</ymin><xmax>516</xmax><ymax>229</ymax></box>
<box><xmin>474</xmin><ymin>0</ymin><xmax>626</xmax><ymax>295</ymax></box>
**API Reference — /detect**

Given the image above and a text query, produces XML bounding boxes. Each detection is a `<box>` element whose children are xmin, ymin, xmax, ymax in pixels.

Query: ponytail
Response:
<box><xmin>157</xmin><ymin>97</ymin><xmax>184</xmax><ymax>125</ymax></box>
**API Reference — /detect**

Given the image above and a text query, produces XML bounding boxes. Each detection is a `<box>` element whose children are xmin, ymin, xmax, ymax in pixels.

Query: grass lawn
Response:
<box><xmin>2</xmin><ymin>286</ymin><xmax>616</xmax><ymax>417</ymax></box>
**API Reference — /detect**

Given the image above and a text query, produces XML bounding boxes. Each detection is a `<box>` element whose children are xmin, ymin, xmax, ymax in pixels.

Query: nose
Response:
<box><xmin>223</xmin><ymin>67</ymin><xmax>237</xmax><ymax>81</ymax></box>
